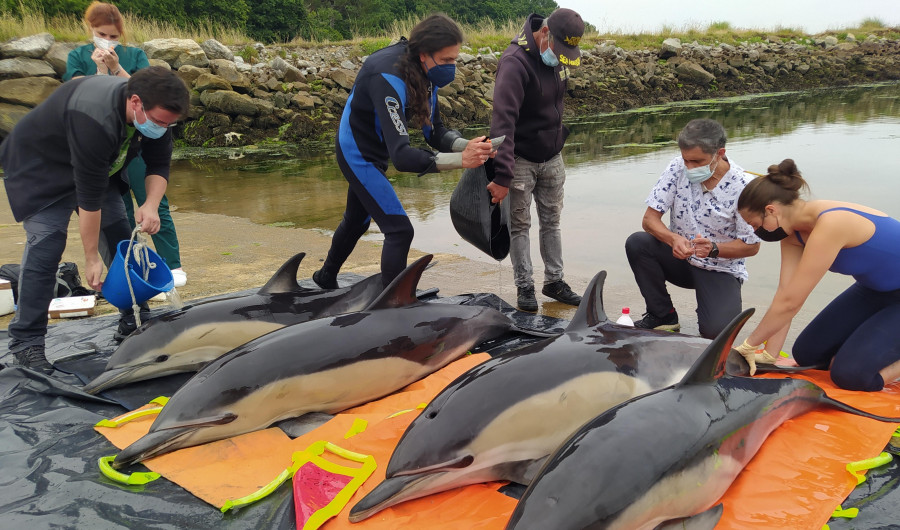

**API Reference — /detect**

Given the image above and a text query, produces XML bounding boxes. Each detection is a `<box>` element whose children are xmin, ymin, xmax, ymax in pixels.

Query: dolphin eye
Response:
<box><xmin>426</xmin><ymin>411</ymin><xmax>437</xmax><ymax>419</ymax></box>
<box><xmin>155</xmin><ymin>355</ymin><xmax>169</xmax><ymax>363</ymax></box>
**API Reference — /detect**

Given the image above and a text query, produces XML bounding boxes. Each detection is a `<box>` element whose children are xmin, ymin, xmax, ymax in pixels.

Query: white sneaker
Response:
<box><xmin>171</xmin><ymin>268</ymin><xmax>187</xmax><ymax>287</ymax></box>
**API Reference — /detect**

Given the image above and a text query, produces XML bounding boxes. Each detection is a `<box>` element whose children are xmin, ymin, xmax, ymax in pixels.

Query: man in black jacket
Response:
<box><xmin>0</xmin><ymin>66</ymin><xmax>189</xmax><ymax>373</ymax></box>
<box><xmin>487</xmin><ymin>8</ymin><xmax>585</xmax><ymax>312</ymax></box>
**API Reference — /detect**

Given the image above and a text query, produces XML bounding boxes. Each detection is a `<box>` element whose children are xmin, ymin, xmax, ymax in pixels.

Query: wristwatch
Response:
<box><xmin>709</xmin><ymin>241</ymin><xmax>719</xmax><ymax>259</ymax></box>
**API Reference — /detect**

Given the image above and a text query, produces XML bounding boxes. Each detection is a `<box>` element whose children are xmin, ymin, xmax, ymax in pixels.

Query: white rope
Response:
<box><xmin>122</xmin><ymin>225</ymin><xmax>156</xmax><ymax>327</ymax></box>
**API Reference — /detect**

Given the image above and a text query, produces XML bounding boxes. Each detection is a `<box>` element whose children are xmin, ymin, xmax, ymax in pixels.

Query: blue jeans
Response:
<box><xmin>508</xmin><ymin>154</ymin><xmax>566</xmax><ymax>289</ymax></box>
<box><xmin>8</xmin><ymin>190</ymin><xmax>133</xmax><ymax>353</ymax></box>
<box><xmin>794</xmin><ymin>283</ymin><xmax>900</xmax><ymax>391</ymax></box>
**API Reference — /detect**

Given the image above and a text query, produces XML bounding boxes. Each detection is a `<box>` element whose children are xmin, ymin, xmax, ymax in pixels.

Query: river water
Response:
<box><xmin>168</xmin><ymin>83</ymin><xmax>900</xmax><ymax>345</ymax></box>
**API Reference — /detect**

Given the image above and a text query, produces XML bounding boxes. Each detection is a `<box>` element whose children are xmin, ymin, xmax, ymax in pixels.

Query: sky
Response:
<box><xmin>561</xmin><ymin>0</ymin><xmax>900</xmax><ymax>34</ymax></box>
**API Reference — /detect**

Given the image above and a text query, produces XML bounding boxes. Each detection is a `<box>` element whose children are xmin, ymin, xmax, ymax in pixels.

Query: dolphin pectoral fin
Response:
<box><xmin>567</xmin><ymin>270</ymin><xmax>608</xmax><ymax>331</ymax></box>
<box><xmin>365</xmin><ymin>255</ymin><xmax>433</xmax><ymax>310</ymax></box>
<box><xmin>258</xmin><ymin>252</ymin><xmax>307</xmax><ymax>294</ymax></box>
<box><xmin>349</xmin><ymin>474</ymin><xmax>432</xmax><ymax>523</ymax></box>
<box><xmin>655</xmin><ymin>503</ymin><xmax>724</xmax><ymax>530</ymax></box>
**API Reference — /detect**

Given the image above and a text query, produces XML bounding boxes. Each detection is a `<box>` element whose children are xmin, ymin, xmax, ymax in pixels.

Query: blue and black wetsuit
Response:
<box><xmin>793</xmin><ymin>207</ymin><xmax>900</xmax><ymax>391</ymax></box>
<box><xmin>322</xmin><ymin>39</ymin><xmax>458</xmax><ymax>286</ymax></box>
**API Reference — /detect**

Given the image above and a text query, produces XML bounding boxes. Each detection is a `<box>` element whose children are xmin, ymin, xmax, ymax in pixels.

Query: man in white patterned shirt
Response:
<box><xmin>625</xmin><ymin>119</ymin><xmax>760</xmax><ymax>338</ymax></box>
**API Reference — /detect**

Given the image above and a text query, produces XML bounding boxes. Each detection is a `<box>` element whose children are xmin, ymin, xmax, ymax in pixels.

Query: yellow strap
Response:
<box><xmin>846</xmin><ymin>451</ymin><xmax>893</xmax><ymax>485</ymax></box>
<box><xmin>219</xmin><ymin>439</ymin><xmax>377</xmax><ymax>520</ymax></box>
<box><xmin>98</xmin><ymin>455</ymin><xmax>160</xmax><ymax>485</ymax></box>
<box><xmin>830</xmin><ymin>505</ymin><xmax>859</xmax><ymax>519</ymax></box>
<box><xmin>387</xmin><ymin>402</ymin><xmax>429</xmax><ymax>419</ymax></box>
<box><xmin>344</xmin><ymin>418</ymin><xmax>368</xmax><ymax>439</ymax></box>
<box><xmin>95</xmin><ymin>396</ymin><xmax>169</xmax><ymax>428</ymax></box>
<box><xmin>745</xmin><ymin>170</ymin><xmax>765</xmax><ymax>177</ymax></box>
<box><xmin>295</xmin><ymin>442</ymin><xmax>377</xmax><ymax>530</ymax></box>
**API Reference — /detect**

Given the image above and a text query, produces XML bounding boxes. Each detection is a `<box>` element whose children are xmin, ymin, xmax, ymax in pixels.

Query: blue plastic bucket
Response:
<box><xmin>102</xmin><ymin>240</ymin><xmax>174</xmax><ymax>309</ymax></box>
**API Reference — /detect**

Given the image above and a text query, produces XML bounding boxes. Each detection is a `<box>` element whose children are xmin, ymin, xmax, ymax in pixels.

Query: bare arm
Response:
<box><xmin>78</xmin><ymin>209</ymin><xmax>104</xmax><ymax>290</ymax></box>
<box><xmin>641</xmin><ymin>207</ymin><xmax>694</xmax><ymax>259</ymax></box>
<box><xmin>134</xmin><ymin>174</ymin><xmax>167</xmax><ymax>235</ymax></box>
<box><xmin>746</xmin><ymin>217</ymin><xmax>849</xmax><ymax>347</ymax></box>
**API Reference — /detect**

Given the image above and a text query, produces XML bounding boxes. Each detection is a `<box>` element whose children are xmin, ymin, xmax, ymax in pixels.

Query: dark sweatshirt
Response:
<box><xmin>489</xmin><ymin>14</ymin><xmax>571</xmax><ymax>187</ymax></box>
<box><xmin>0</xmin><ymin>76</ymin><xmax>172</xmax><ymax>222</ymax></box>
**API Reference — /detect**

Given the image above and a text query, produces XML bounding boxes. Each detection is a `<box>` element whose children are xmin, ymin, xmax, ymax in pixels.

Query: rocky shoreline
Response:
<box><xmin>1</xmin><ymin>32</ymin><xmax>898</xmax><ymax>148</ymax></box>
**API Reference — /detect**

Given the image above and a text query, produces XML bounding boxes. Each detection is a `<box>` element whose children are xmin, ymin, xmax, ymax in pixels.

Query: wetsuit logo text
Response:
<box><xmin>384</xmin><ymin>97</ymin><xmax>408</xmax><ymax>136</ymax></box>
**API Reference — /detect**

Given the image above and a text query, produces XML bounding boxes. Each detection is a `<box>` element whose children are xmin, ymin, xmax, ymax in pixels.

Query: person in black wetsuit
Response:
<box><xmin>735</xmin><ymin>159</ymin><xmax>900</xmax><ymax>391</ymax></box>
<box><xmin>313</xmin><ymin>14</ymin><xmax>493</xmax><ymax>289</ymax></box>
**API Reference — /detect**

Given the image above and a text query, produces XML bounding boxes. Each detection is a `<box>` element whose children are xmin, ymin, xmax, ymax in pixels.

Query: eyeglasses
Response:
<box><xmin>140</xmin><ymin>104</ymin><xmax>179</xmax><ymax>128</ymax></box>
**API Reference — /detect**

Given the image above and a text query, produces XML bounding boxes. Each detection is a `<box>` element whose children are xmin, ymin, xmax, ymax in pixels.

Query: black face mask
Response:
<box><xmin>755</xmin><ymin>211</ymin><xmax>789</xmax><ymax>242</ymax></box>
<box><xmin>755</xmin><ymin>226</ymin><xmax>789</xmax><ymax>242</ymax></box>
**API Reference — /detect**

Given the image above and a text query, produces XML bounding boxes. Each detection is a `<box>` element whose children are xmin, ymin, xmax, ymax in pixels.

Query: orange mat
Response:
<box><xmin>97</xmin><ymin>363</ymin><xmax>899</xmax><ymax>529</ymax></box>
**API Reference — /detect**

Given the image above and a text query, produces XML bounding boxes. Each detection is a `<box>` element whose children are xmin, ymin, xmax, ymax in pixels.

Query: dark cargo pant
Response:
<box><xmin>8</xmin><ymin>190</ymin><xmax>136</xmax><ymax>353</ymax></box>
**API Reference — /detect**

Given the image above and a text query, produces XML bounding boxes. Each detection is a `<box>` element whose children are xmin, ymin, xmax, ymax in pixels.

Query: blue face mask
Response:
<box><xmin>685</xmin><ymin>153</ymin><xmax>719</xmax><ymax>184</ymax></box>
<box><xmin>541</xmin><ymin>34</ymin><xmax>559</xmax><ymax>67</ymax></box>
<box><xmin>134</xmin><ymin>104</ymin><xmax>168</xmax><ymax>139</ymax></box>
<box><xmin>426</xmin><ymin>56</ymin><xmax>456</xmax><ymax>88</ymax></box>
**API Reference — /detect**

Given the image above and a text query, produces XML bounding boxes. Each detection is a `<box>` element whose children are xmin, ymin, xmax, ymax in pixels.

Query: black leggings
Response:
<box><xmin>793</xmin><ymin>283</ymin><xmax>900</xmax><ymax>391</ymax></box>
<box><xmin>321</xmin><ymin>147</ymin><xmax>414</xmax><ymax>287</ymax></box>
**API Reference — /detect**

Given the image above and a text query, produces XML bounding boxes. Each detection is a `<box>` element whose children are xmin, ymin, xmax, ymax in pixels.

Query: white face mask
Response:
<box><xmin>93</xmin><ymin>36</ymin><xmax>117</xmax><ymax>50</ymax></box>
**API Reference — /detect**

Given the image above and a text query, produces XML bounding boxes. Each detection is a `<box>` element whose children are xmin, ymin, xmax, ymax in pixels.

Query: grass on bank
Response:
<box><xmin>1</xmin><ymin>8</ymin><xmax>897</xmax><ymax>52</ymax></box>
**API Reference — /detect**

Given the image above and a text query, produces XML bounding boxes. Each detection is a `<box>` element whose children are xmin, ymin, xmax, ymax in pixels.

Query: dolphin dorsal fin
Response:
<box><xmin>566</xmin><ymin>270</ymin><xmax>608</xmax><ymax>331</ymax></box>
<box><xmin>258</xmin><ymin>253</ymin><xmax>307</xmax><ymax>294</ymax></box>
<box><xmin>365</xmin><ymin>255</ymin><xmax>433</xmax><ymax>311</ymax></box>
<box><xmin>676</xmin><ymin>308</ymin><xmax>754</xmax><ymax>387</ymax></box>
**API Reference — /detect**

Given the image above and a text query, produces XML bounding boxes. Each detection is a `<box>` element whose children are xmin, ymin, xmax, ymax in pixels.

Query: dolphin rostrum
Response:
<box><xmin>83</xmin><ymin>252</ymin><xmax>387</xmax><ymax>394</ymax></box>
<box><xmin>351</xmin><ymin>269</ymin><xmax>734</xmax><ymax>522</ymax></box>
<box><xmin>505</xmin><ymin>308</ymin><xmax>900</xmax><ymax>530</ymax></box>
<box><xmin>112</xmin><ymin>254</ymin><xmax>556</xmax><ymax>469</ymax></box>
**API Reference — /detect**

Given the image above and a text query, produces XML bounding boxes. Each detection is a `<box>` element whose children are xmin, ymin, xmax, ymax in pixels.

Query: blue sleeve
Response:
<box><xmin>370</xmin><ymin>73</ymin><xmax>436</xmax><ymax>173</ymax></box>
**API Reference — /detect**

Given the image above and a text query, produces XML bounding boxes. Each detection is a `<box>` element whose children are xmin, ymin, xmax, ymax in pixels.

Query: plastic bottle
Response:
<box><xmin>616</xmin><ymin>307</ymin><xmax>634</xmax><ymax>326</ymax></box>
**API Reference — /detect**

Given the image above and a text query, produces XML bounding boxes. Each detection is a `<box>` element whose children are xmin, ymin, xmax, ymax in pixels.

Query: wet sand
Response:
<box><xmin>1</xmin><ymin>185</ymin><xmax>614</xmax><ymax>332</ymax></box>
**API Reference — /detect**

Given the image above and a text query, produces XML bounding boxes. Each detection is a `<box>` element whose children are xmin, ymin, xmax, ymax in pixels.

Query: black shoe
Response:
<box><xmin>13</xmin><ymin>345</ymin><xmax>54</xmax><ymax>374</ymax></box>
<box><xmin>114</xmin><ymin>308</ymin><xmax>152</xmax><ymax>343</ymax></box>
<box><xmin>313</xmin><ymin>268</ymin><xmax>338</xmax><ymax>289</ymax></box>
<box><xmin>634</xmin><ymin>309</ymin><xmax>681</xmax><ymax>332</ymax></box>
<box><xmin>517</xmin><ymin>285</ymin><xmax>538</xmax><ymax>312</ymax></box>
<box><xmin>542</xmin><ymin>280</ymin><xmax>582</xmax><ymax>306</ymax></box>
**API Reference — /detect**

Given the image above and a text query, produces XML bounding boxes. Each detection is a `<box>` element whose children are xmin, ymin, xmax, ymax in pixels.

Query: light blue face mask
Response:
<box><xmin>685</xmin><ymin>153</ymin><xmax>719</xmax><ymax>183</ymax></box>
<box><xmin>540</xmin><ymin>33</ymin><xmax>559</xmax><ymax>67</ymax></box>
<box><xmin>135</xmin><ymin>104</ymin><xmax>168</xmax><ymax>139</ymax></box>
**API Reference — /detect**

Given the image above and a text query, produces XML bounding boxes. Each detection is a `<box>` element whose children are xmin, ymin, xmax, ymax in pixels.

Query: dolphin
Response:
<box><xmin>83</xmin><ymin>252</ymin><xmax>387</xmax><ymax>394</ymax></box>
<box><xmin>112</xmin><ymin>254</ymin><xmax>556</xmax><ymax>469</ymax></box>
<box><xmin>351</xmin><ymin>270</ymin><xmax>739</xmax><ymax>522</ymax></box>
<box><xmin>505</xmin><ymin>308</ymin><xmax>900</xmax><ymax>530</ymax></box>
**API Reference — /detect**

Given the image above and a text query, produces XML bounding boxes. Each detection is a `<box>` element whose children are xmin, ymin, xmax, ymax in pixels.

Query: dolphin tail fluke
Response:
<box><xmin>820</xmin><ymin>396</ymin><xmax>900</xmax><ymax>423</ymax></box>
<box><xmin>678</xmin><ymin>308</ymin><xmax>754</xmax><ymax>387</ymax></box>
<box><xmin>112</xmin><ymin>427</ymin><xmax>195</xmax><ymax>470</ymax></box>
<box><xmin>349</xmin><ymin>474</ymin><xmax>426</xmax><ymax>522</ymax></box>
<box><xmin>366</xmin><ymin>255</ymin><xmax>433</xmax><ymax>310</ymax></box>
<box><xmin>656</xmin><ymin>503</ymin><xmax>724</xmax><ymax>530</ymax></box>
<box><xmin>258</xmin><ymin>252</ymin><xmax>307</xmax><ymax>294</ymax></box>
<box><xmin>567</xmin><ymin>270</ymin><xmax>608</xmax><ymax>331</ymax></box>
